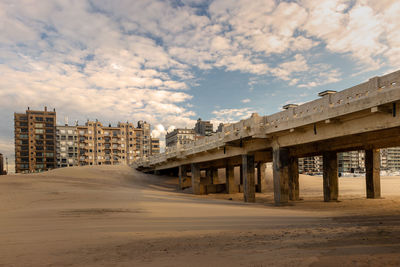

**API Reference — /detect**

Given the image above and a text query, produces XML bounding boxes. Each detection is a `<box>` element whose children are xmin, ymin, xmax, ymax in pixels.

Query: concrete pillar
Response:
<box><xmin>365</xmin><ymin>149</ymin><xmax>381</xmax><ymax>198</ymax></box>
<box><xmin>212</xmin><ymin>167</ymin><xmax>218</xmax><ymax>184</ymax></box>
<box><xmin>242</xmin><ymin>154</ymin><xmax>256</xmax><ymax>203</ymax></box>
<box><xmin>225</xmin><ymin>164</ymin><xmax>237</xmax><ymax>194</ymax></box>
<box><xmin>191</xmin><ymin>163</ymin><xmax>203</xmax><ymax>195</ymax></box>
<box><xmin>256</xmin><ymin>162</ymin><xmax>266</xmax><ymax>193</ymax></box>
<box><xmin>239</xmin><ymin>165</ymin><xmax>244</xmax><ymax>192</ymax></box>
<box><xmin>322</xmin><ymin>151</ymin><xmax>338</xmax><ymax>202</ymax></box>
<box><xmin>178</xmin><ymin>165</ymin><xmax>186</xmax><ymax>190</ymax></box>
<box><xmin>289</xmin><ymin>157</ymin><xmax>300</xmax><ymax>201</ymax></box>
<box><xmin>273</xmin><ymin>147</ymin><xmax>289</xmax><ymax>205</ymax></box>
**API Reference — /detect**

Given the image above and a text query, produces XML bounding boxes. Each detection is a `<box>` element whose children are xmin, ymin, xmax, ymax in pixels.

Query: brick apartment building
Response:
<box><xmin>14</xmin><ymin>107</ymin><xmax>57</xmax><ymax>173</ymax></box>
<box><xmin>15</xmin><ymin>107</ymin><xmax>160</xmax><ymax>172</ymax></box>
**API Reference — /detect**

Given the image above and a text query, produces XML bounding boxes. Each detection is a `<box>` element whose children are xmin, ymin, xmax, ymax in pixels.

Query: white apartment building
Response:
<box><xmin>56</xmin><ymin>125</ymin><xmax>78</xmax><ymax>168</ymax></box>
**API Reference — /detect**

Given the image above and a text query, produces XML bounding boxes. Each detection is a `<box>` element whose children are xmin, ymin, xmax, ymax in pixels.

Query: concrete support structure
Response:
<box><xmin>288</xmin><ymin>157</ymin><xmax>300</xmax><ymax>201</ymax></box>
<box><xmin>242</xmin><ymin>154</ymin><xmax>255</xmax><ymax>202</ymax></box>
<box><xmin>323</xmin><ymin>151</ymin><xmax>339</xmax><ymax>202</ymax></box>
<box><xmin>256</xmin><ymin>162</ymin><xmax>267</xmax><ymax>193</ymax></box>
<box><xmin>178</xmin><ymin>165</ymin><xmax>187</xmax><ymax>190</ymax></box>
<box><xmin>191</xmin><ymin>163</ymin><xmax>203</xmax><ymax>195</ymax></box>
<box><xmin>225</xmin><ymin>164</ymin><xmax>237</xmax><ymax>194</ymax></box>
<box><xmin>239</xmin><ymin>165</ymin><xmax>243</xmax><ymax>192</ymax></box>
<box><xmin>273</xmin><ymin>148</ymin><xmax>290</xmax><ymax>205</ymax></box>
<box><xmin>365</xmin><ymin>149</ymin><xmax>381</xmax><ymax>198</ymax></box>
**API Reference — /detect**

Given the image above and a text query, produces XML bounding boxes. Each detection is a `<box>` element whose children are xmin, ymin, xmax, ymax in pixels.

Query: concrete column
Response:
<box><xmin>239</xmin><ymin>165</ymin><xmax>244</xmax><ymax>192</ymax></box>
<box><xmin>178</xmin><ymin>165</ymin><xmax>186</xmax><ymax>190</ymax></box>
<box><xmin>365</xmin><ymin>149</ymin><xmax>381</xmax><ymax>198</ymax></box>
<box><xmin>225</xmin><ymin>164</ymin><xmax>237</xmax><ymax>194</ymax></box>
<box><xmin>289</xmin><ymin>157</ymin><xmax>300</xmax><ymax>201</ymax></box>
<box><xmin>212</xmin><ymin>167</ymin><xmax>218</xmax><ymax>184</ymax></box>
<box><xmin>191</xmin><ymin>163</ymin><xmax>202</xmax><ymax>195</ymax></box>
<box><xmin>256</xmin><ymin>162</ymin><xmax>266</xmax><ymax>193</ymax></box>
<box><xmin>242</xmin><ymin>154</ymin><xmax>256</xmax><ymax>203</ymax></box>
<box><xmin>322</xmin><ymin>151</ymin><xmax>338</xmax><ymax>202</ymax></box>
<box><xmin>273</xmin><ymin>147</ymin><xmax>290</xmax><ymax>205</ymax></box>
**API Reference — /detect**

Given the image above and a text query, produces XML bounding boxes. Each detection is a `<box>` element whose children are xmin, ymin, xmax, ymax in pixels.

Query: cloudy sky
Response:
<box><xmin>1</xmin><ymin>0</ymin><xmax>400</xmax><ymax>167</ymax></box>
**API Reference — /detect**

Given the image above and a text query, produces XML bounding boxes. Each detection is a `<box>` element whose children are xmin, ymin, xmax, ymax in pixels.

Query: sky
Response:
<box><xmin>1</xmin><ymin>0</ymin><xmax>400</xmax><ymax>170</ymax></box>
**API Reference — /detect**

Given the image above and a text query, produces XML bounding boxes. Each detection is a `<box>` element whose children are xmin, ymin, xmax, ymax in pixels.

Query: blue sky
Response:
<box><xmin>1</xmin><ymin>0</ymin><xmax>400</xmax><ymax>166</ymax></box>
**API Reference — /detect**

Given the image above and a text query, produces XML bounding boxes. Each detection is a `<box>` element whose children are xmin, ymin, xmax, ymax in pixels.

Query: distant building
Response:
<box><xmin>166</xmin><ymin>129</ymin><xmax>196</xmax><ymax>148</ymax></box>
<box><xmin>216</xmin><ymin>123</ymin><xmax>224</xmax><ymax>133</ymax></box>
<box><xmin>151</xmin><ymin>138</ymin><xmax>160</xmax><ymax>154</ymax></box>
<box><xmin>56</xmin><ymin>124</ymin><xmax>79</xmax><ymax>168</ymax></box>
<box><xmin>381</xmin><ymin>147</ymin><xmax>400</xmax><ymax>170</ymax></box>
<box><xmin>14</xmin><ymin>107</ymin><xmax>57</xmax><ymax>173</ymax></box>
<box><xmin>338</xmin><ymin>151</ymin><xmax>365</xmax><ymax>173</ymax></box>
<box><xmin>194</xmin><ymin>118</ymin><xmax>213</xmax><ymax>136</ymax></box>
<box><xmin>298</xmin><ymin>156</ymin><xmax>322</xmax><ymax>173</ymax></box>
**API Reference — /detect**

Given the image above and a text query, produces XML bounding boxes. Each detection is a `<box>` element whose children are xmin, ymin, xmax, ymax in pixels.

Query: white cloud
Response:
<box><xmin>241</xmin><ymin>98</ymin><xmax>251</xmax><ymax>103</ymax></box>
<box><xmin>211</xmin><ymin>107</ymin><xmax>257</xmax><ymax>125</ymax></box>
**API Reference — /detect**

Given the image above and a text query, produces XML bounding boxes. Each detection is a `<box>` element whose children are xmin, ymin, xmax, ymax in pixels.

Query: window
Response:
<box><xmin>35</xmin><ymin>123</ymin><xmax>43</xmax><ymax>128</ymax></box>
<box><xmin>46</xmin><ymin>117</ymin><xmax>54</xmax><ymax>122</ymax></box>
<box><xmin>35</xmin><ymin>129</ymin><xmax>44</xmax><ymax>134</ymax></box>
<box><xmin>35</xmin><ymin>117</ymin><xmax>44</xmax><ymax>121</ymax></box>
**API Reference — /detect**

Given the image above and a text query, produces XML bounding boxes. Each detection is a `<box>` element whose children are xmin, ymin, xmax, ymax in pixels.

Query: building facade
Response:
<box><xmin>338</xmin><ymin>151</ymin><xmax>365</xmax><ymax>173</ymax></box>
<box><xmin>56</xmin><ymin>120</ymin><xmax>159</xmax><ymax>168</ymax></box>
<box><xmin>298</xmin><ymin>156</ymin><xmax>322</xmax><ymax>174</ymax></box>
<box><xmin>381</xmin><ymin>147</ymin><xmax>400</xmax><ymax>170</ymax></box>
<box><xmin>56</xmin><ymin>125</ymin><xmax>79</xmax><ymax>168</ymax></box>
<box><xmin>194</xmin><ymin>118</ymin><xmax>213</xmax><ymax>136</ymax></box>
<box><xmin>14</xmin><ymin>107</ymin><xmax>56</xmax><ymax>173</ymax></box>
<box><xmin>166</xmin><ymin>128</ymin><xmax>196</xmax><ymax>148</ymax></box>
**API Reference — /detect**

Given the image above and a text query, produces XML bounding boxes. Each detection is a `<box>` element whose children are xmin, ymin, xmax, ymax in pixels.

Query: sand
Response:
<box><xmin>0</xmin><ymin>165</ymin><xmax>400</xmax><ymax>266</ymax></box>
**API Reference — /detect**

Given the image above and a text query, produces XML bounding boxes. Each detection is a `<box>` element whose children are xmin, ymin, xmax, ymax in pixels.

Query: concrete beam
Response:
<box><xmin>365</xmin><ymin>149</ymin><xmax>381</xmax><ymax>198</ymax></box>
<box><xmin>322</xmin><ymin>151</ymin><xmax>338</xmax><ymax>202</ymax></box>
<box><xmin>242</xmin><ymin>154</ymin><xmax>256</xmax><ymax>203</ymax></box>
<box><xmin>288</xmin><ymin>157</ymin><xmax>299</xmax><ymax>201</ymax></box>
<box><xmin>273</xmin><ymin>147</ymin><xmax>290</xmax><ymax>205</ymax></box>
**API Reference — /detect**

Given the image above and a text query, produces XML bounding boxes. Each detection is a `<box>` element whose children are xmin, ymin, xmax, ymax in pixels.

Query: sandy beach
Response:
<box><xmin>1</xmin><ymin>165</ymin><xmax>400</xmax><ymax>266</ymax></box>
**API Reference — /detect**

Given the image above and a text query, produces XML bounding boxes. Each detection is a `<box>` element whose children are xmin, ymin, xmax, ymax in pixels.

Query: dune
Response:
<box><xmin>0</xmin><ymin>165</ymin><xmax>399</xmax><ymax>266</ymax></box>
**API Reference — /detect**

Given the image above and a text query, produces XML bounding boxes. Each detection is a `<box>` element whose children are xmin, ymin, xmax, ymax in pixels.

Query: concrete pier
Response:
<box><xmin>288</xmin><ymin>157</ymin><xmax>299</xmax><ymax>201</ymax></box>
<box><xmin>225</xmin><ymin>164</ymin><xmax>237</xmax><ymax>194</ymax></box>
<box><xmin>136</xmin><ymin>70</ymin><xmax>400</xmax><ymax>205</ymax></box>
<box><xmin>365</xmin><ymin>149</ymin><xmax>381</xmax><ymax>198</ymax></box>
<box><xmin>178</xmin><ymin>165</ymin><xmax>187</xmax><ymax>190</ymax></box>
<box><xmin>323</xmin><ymin>151</ymin><xmax>338</xmax><ymax>202</ymax></box>
<box><xmin>191</xmin><ymin>163</ymin><xmax>204</xmax><ymax>195</ymax></box>
<box><xmin>273</xmin><ymin>148</ymin><xmax>290</xmax><ymax>205</ymax></box>
<box><xmin>242</xmin><ymin>154</ymin><xmax>255</xmax><ymax>202</ymax></box>
<box><xmin>256</xmin><ymin>162</ymin><xmax>266</xmax><ymax>193</ymax></box>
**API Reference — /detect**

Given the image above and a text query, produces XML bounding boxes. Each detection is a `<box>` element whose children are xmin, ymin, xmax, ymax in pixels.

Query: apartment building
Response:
<box><xmin>73</xmin><ymin>120</ymin><xmax>158</xmax><ymax>167</ymax></box>
<box><xmin>298</xmin><ymin>156</ymin><xmax>322</xmax><ymax>174</ymax></box>
<box><xmin>381</xmin><ymin>147</ymin><xmax>400</xmax><ymax>170</ymax></box>
<box><xmin>14</xmin><ymin>107</ymin><xmax>56</xmax><ymax>173</ymax></box>
<box><xmin>56</xmin><ymin>125</ymin><xmax>78</xmax><ymax>167</ymax></box>
<box><xmin>151</xmin><ymin>138</ymin><xmax>160</xmax><ymax>154</ymax></box>
<box><xmin>194</xmin><ymin>118</ymin><xmax>213</xmax><ymax>136</ymax></box>
<box><xmin>338</xmin><ymin>151</ymin><xmax>365</xmax><ymax>173</ymax></box>
<box><xmin>166</xmin><ymin>128</ymin><xmax>196</xmax><ymax>148</ymax></box>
